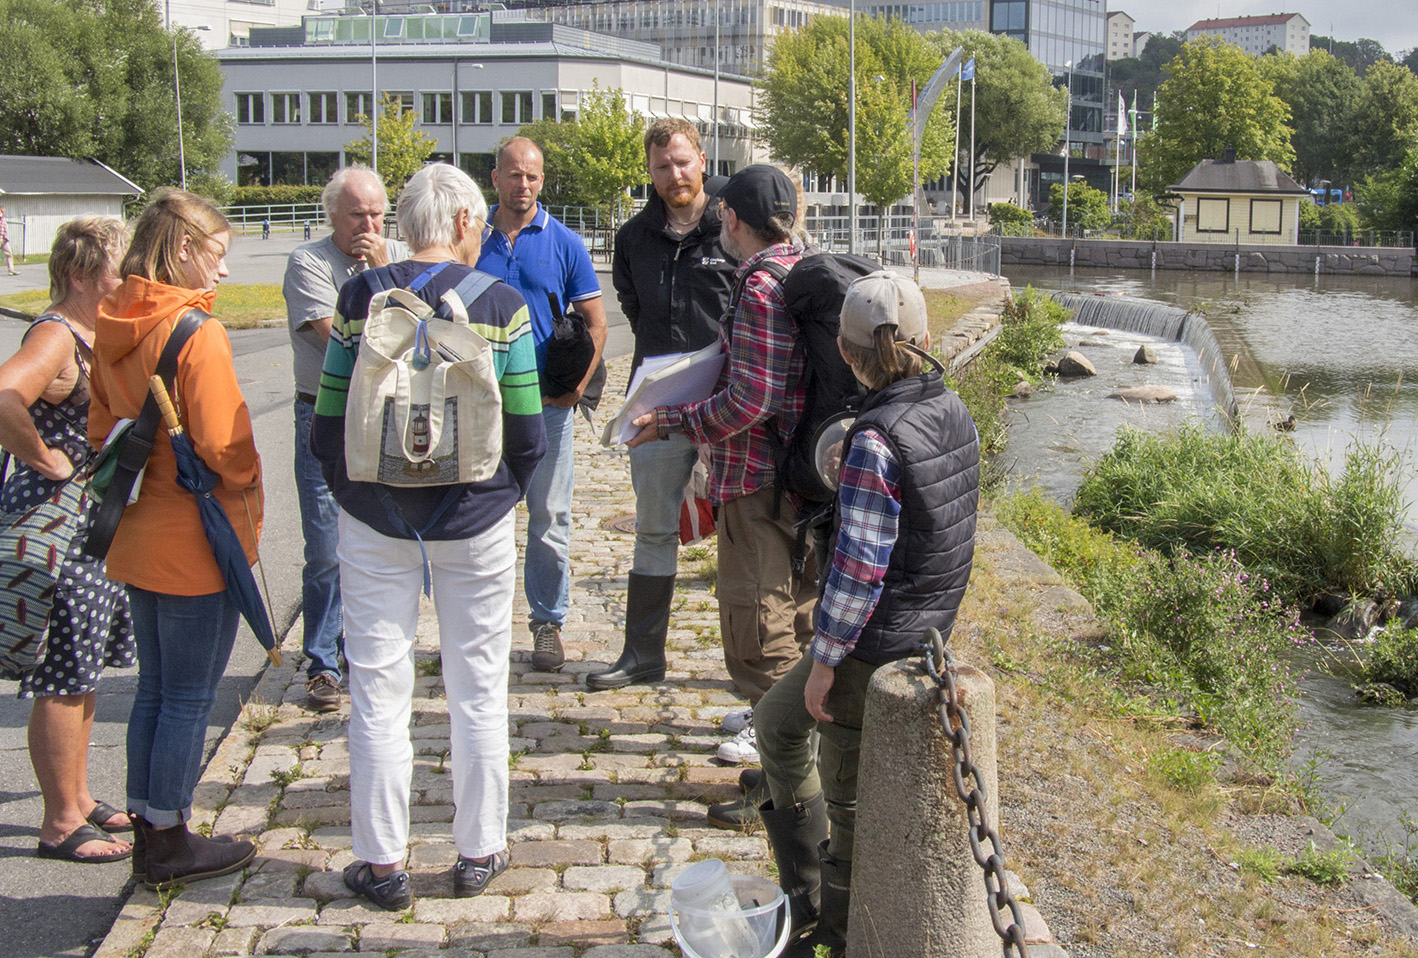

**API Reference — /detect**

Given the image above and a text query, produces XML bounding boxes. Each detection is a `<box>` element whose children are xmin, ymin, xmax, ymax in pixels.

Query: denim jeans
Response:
<box><xmin>524</xmin><ymin>404</ymin><xmax>575</xmax><ymax>628</ymax></box>
<box><xmin>125</xmin><ymin>587</ymin><xmax>241</xmax><ymax>827</ymax></box>
<box><xmin>339</xmin><ymin>509</ymin><xmax>516</xmax><ymax>864</ymax></box>
<box><xmin>628</xmin><ymin>432</ymin><xmax>699</xmax><ymax>577</ymax></box>
<box><xmin>294</xmin><ymin>400</ymin><xmax>343</xmax><ymax>680</ymax></box>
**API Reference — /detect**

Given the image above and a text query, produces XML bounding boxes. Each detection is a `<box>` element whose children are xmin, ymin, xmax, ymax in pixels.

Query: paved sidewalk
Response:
<box><xmin>93</xmin><ymin>282</ymin><xmax>1033</xmax><ymax>958</ymax></box>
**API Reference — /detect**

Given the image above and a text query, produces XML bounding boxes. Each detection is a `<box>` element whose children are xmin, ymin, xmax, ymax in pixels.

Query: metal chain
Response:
<box><xmin>919</xmin><ymin>628</ymin><xmax>1031</xmax><ymax>958</ymax></box>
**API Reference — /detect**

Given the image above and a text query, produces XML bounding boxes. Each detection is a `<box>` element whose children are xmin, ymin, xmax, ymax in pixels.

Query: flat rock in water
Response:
<box><xmin>1049</xmin><ymin>351</ymin><xmax>1097</xmax><ymax>377</ymax></box>
<box><xmin>1108</xmin><ymin>385</ymin><xmax>1176</xmax><ymax>403</ymax></box>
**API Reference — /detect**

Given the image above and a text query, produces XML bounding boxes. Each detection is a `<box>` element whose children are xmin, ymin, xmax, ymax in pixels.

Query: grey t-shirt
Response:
<box><xmin>282</xmin><ymin>234</ymin><xmax>411</xmax><ymax>395</ymax></box>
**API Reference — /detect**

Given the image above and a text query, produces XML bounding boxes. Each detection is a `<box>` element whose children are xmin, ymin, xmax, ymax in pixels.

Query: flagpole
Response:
<box><xmin>968</xmin><ymin>69</ymin><xmax>976</xmax><ymax>221</ymax></box>
<box><xmin>1130</xmin><ymin>96</ymin><xmax>1138</xmax><ymax>197</ymax></box>
<box><xmin>912</xmin><ymin>78</ymin><xmax>920</xmax><ymax>283</ymax></box>
<box><xmin>950</xmin><ymin>68</ymin><xmax>961</xmax><ymax>223</ymax></box>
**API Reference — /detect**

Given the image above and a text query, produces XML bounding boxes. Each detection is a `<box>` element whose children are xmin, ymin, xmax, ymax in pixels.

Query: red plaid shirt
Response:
<box><xmin>657</xmin><ymin>242</ymin><xmax>804</xmax><ymax>504</ymax></box>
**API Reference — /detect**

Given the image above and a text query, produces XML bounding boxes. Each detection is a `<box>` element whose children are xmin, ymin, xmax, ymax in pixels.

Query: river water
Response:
<box><xmin>1000</xmin><ymin>264</ymin><xmax>1418</xmax><ymax>855</ymax></box>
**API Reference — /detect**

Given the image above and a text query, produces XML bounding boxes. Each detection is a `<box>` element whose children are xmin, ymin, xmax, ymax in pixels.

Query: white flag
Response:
<box><xmin>1118</xmin><ymin>92</ymin><xmax>1127</xmax><ymax>135</ymax></box>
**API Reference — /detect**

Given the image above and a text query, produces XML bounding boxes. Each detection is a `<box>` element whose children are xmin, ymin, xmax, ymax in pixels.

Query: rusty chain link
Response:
<box><xmin>919</xmin><ymin>628</ymin><xmax>1031</xmax><ymax>958</ymax></box>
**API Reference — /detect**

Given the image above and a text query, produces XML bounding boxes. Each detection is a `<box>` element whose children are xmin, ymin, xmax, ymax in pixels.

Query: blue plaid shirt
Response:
<box><xmin>812</xmin><ymin>427</ymin><xmax>901</xmax><ymax>666</ymax></box>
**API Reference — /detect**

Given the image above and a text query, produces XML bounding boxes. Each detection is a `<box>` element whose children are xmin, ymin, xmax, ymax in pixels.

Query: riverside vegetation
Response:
<box><xmin>943</xmin><ymin>287</ymin><xmax>1418</xmax><ymax>916</ymax></box>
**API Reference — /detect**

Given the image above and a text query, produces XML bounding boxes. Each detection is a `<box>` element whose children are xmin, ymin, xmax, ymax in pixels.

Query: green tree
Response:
<box><xmin>1046</xmin><ymin>181</ymin><xmax>1110</xmax><ymax>231</ymax></box>
<box><xmin>1346</xmin><ymin>59</ymin><xmax>1418</xmax><ymax>180</ymax></box>
<box><xmin>1259</xmin><ymin>50</ymin><xmax>1363</xmax><ymax>186</ymax></box>
<box><xmin>1403</xmin><ymin>48</ymin><xmax>1418</xmax><ymax>76</ymax></box>
<box><xmin>1309</xmin><ymin>35</ymin><xmax>1393</xmax><ymax>76</ymax></box>
<box><xmin>344</xmin><ymin>93</ymin><xmax>439</xmax><ymax>197</ymax></box>
<box><xmin>1354</xmin><ymin>146</ymin><xmax>1418</xmax><ymax>233</ymax></box>
<box><xmin>757</xmin><ymin>15</ymin><xmax>955</xmax><ymax>213</ymax></box>
<box><xmin>0</xmin><ymin>0</ymin><xmax>231</xmax><ymax>191</ymax></box>
<box><xmin>1106</xmin><ymin>32</ymin><xmax>1186</xmax><ymax>118</ymax></box>
<box><xmin>927</xmin><ymin>29</ymin><xmax>1066</xmax><ymax>204</ymax></box>
<box><xmin>516</xmin><ymin>84</ymin><xmax>645</xmax><ymax>215</ymax></box>
<box><xmin>1138</xmin><ymin>36</ymin><xmax>1294</xmax><ymax>194</ymax></box>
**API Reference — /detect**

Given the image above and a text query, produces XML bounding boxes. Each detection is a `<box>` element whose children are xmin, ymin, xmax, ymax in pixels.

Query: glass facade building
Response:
<box><xmin>990</xmin><ymin>0</ymin><xmax>1105</xmax><ymax>152</ymax></box>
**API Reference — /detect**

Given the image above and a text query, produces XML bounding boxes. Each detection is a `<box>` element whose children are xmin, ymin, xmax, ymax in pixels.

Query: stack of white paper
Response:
<box><xmin>601</xmin><ymin>341</ymin><xmax>727</xmax><ymax>446</ymax></box>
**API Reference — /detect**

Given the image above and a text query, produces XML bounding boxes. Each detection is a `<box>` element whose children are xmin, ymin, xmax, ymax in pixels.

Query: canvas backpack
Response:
<box><xmin>344</xmin><ymin>262</ymin><xmax>503</xmax><ymax>486</ymax></box>
<box><xmin>732</xmin><ymin>250</ymin><xmax>880</xmax><ymax>505</ymax></box>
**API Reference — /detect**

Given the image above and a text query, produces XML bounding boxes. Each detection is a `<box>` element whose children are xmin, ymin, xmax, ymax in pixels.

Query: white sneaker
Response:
<box><xmin>720</xmin><ymin>707</ymin><xmax>753</xmax><ymax>735</ymax></box>
<box><xmin>717</xmin><ymin>723</ymin><xmax>759</xmax><ymax>764</ymax></box>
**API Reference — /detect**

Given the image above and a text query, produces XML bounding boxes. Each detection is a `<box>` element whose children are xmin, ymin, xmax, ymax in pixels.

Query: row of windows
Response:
<box><xmin>865</xmin><ymin>2</ymin><xmax>984</xmax><ymax>24</ymax></box>
<box><xmin>235</xmin><ymin>90</ymin><xmax>569</xmax><ymax>126</ymax></box>
<box><xmin>1195</xmin><ymin>197</ymin><xmax>1285</xmax><ymax>236</ymax></box>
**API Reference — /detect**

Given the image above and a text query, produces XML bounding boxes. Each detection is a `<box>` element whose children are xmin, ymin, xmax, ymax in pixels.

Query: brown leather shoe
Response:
<box><xmin>144</xmin><ymin>823</ymin><xmax>255</xmax><ymax>889</ymax></box>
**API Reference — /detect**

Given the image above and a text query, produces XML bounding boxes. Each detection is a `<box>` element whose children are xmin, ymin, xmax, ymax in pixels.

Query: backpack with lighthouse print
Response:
<box><xmin>343</xmin><ymin>262</ymin><xmax>504</xmax><ymax>486</ymax></box>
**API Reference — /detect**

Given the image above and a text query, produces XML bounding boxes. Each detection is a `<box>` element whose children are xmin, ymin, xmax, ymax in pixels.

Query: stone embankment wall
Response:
<box><xmin>1001</xmin><ymin>236</ymin><xmax>1416</xmax><ymax>276</ymax></box>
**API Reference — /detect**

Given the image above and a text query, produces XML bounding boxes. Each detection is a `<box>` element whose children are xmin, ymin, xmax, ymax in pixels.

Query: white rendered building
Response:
<box><xmin>158</xmin><ymin>0</ymin><xmax>323</xmax><ymax>49</ymax></box>
<box><xmin>1106</xmin><ymin>9</ymin><xmax>1134</xmax><ymax>60</ymax></box>
<box><xmin>1185</xmin><ymin>13</ymin><xmax>1310</xmax><ymax>56</ymax></box>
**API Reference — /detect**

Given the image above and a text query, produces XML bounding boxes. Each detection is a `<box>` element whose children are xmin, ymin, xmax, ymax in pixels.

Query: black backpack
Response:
<box><xmin>733</xmin><ymin>250</ymin><xmax>880</xmax><ymax>504</ymax></box>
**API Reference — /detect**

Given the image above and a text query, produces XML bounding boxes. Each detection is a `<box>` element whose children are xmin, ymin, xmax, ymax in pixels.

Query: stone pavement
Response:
<box><xmin>92</xmin><ymin>278</ymin><xmax>1058</xmax><ymax>958</ymax></box>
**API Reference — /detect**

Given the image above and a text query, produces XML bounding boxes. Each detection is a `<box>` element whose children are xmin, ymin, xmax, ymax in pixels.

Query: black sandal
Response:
<box><xmin>86</xmin><ymin>801</ymin><xmax>133</xmax><ymax>833</ymax></box>
<box><xmin>36</xmin><ymin>824</ymin><xmax>132</xmax><ymax>864</ymax></box>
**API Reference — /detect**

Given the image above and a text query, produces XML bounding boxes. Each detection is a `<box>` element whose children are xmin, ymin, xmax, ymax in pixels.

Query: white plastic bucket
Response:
<box><xmin>670</xmin><ymin>862</ymin><xmax>791</xmax><ymax>958</ymax></box>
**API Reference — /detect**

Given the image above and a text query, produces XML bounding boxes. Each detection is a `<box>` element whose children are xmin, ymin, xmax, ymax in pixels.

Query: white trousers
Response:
<box><xmin>338</xmin><ymin>508</ymin><xmax>515</xmax><ymax>865</ymax></box>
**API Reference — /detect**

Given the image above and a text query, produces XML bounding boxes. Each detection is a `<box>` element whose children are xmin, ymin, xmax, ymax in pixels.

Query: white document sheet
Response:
<box><xmin>601</xmin><ymin>342</ymin><xmax>727</xmax><ymax>446</ymax></box>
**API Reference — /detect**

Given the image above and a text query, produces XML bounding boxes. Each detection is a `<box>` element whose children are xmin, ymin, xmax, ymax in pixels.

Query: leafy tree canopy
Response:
<box><xmin>344</xmin><ymin>93</ymin><xmax>439</xmax><ymax>197</ymax></box>
<box><xmin>756</xmin><ymin>15</ymin><xmax>955</xmax><ymax>210</ymax></box>
<box><xmin>0</xmin><ymin>0</ymin><xmax>231</xmax><ymax>192</ymax></box>
<box><xmin>1046</xmin><ymin>180</ymin><xmax>1110</xmax><ymax>231</ymax></box>
<box><xmin>1354</xmin><ymin>146</ymin><xmax>1418</xmax><ymax>233</ymax></box>
<box><xmin>1309</xmin><ymin>35</ymin><xmax>1393</xmax><ymax>76</ymax></box>
<box><xmin>1346</xmin><ymin>59</ymin><xmax>1418</xmax><ymax>180</ymax></box>
<box><xmin>1106</xmin><ymin>32</ymin><xmax>1186</xmax><ymax>114</ymax></box>
<box><xmin>1403</xmin><ymin>48</ymin><xmax>1418</xmax><ymax>76</ymax></box>
<box><xmin>1138</xmin><ymin>35</ymin><xmax>1294</xmax><ymax>194</ymax></box>
<box><xmin>926</xmin><ymin>29</ymin><xmax>1067</xmax><ymax>199</ymax></box>
<box><xmin>1258</xmin><ymin>50</ymin><xmax>1363</xmax><ymax>186</ymax></box>
<box><xmin>518</xmin><ymin>83</ymin><xmax>646</xmax><ymax>214</ymax></box>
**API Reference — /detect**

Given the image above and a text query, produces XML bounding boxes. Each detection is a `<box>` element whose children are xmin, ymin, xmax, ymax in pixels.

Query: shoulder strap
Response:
<box><xmin>405</xmin><ymin>261</ymin><xmax>450</xmax><ymax>293</ymax></box>
<box><xmin>435</xmin><ymin>270</ymin><xmax>498</xmax><ymax>321</ymax></box>
<box><xmin>83</xmin><ymin>309</ymin><xmax>209</xmax><ymax>560</ymax></box>
<box><xmin>727</xmin><ymin>259</ymin><xmax>792</xmax><ymax>319</ymax></box>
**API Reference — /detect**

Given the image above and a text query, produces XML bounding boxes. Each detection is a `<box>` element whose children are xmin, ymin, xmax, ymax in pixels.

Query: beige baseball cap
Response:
<box><xmin>839</xmin><ymin>271</ymin><xmax>928</xmax><ymax>348</ymax></box>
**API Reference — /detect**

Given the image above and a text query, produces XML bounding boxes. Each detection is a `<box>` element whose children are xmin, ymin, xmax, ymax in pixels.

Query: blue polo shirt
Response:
<box><xmin>477</xmin><ymin>203</ymin><xmax>602</xmax><ymax>373</ymax></box>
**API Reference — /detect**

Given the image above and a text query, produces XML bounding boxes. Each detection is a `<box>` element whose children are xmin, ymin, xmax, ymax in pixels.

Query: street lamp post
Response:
<box><xmin>1061</xmin><ymin>61</ymin><xmax>1073</xmax><ymax>237</ymax></box>
<box><xmin>847</xmin><ymin>0</ymin><xmax>857</xmax><ymax>253</ymax></box>
<box><xmin>371</xmin><ymin>0</ymin><xmax>379</xmax><ymax>176</ymax></box>
<box><xmin>174</xmin><ymin>25</ymin><xmax>210</xmax><ymax>191</ymax></box>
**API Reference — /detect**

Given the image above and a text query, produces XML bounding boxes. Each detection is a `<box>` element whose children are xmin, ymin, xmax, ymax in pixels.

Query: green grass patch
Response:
<box><xmin>1146</xmin><ymin>747</ymin><xmax>1221</xmax><ymax>791</ymax></box>
<box><xmin>1360</xmin><ymin>620</ymin><xmax>1418</xmax><ymax>697</ymax></box>
<box><xmin>1283</xmin><ymin>842</ymin><xmax>1352</xmax><ymax>886</ymax></box>
<box><xmin>0</xmin><ymin>284</ymin><xmax>283</xmax><ymax>330</ymax></box>
<box><xmin>1073</xmin><ymin>424</ymin><xmax>1417</xmax><ymax>606</ymax></box>
<box><xmin>1237</xmin><ymin>845</ymin><xmax>1284</xmax><ymax>881</ymax></box>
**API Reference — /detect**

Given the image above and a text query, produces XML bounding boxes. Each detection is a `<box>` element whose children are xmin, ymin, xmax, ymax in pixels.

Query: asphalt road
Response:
<box><xmin>0</xmin><ymin>229</ymin><xmax>632</xmax><ymax>958</ymax></box>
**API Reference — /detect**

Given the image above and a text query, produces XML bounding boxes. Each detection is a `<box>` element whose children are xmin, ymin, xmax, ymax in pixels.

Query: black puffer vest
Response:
<box><xmin>839</xmin><ymin>371</ymin><xmax>979</xmax><ymax>665</ymax></box>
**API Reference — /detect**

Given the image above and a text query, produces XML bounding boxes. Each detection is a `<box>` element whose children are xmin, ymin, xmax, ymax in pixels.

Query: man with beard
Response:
<box><xmin>589</xmin><ymin>119</ymin><xmax>737</xmax><ymax>694</ymax></box>
<box><xmin>625</xmin><ymin>164</ymin><xmax>816</xmax><ymax>827</ymax></box>
<box><xmin>478</xmin><ymin>137</ymin><xmax>607</xmax><ymax>673</ymax></box>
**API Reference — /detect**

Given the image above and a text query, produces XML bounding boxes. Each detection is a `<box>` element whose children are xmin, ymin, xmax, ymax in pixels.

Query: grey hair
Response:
<box><xmin>396</xmin><ymin>163</ymin><xmax>488</xmax><ymax>251</ymax></box>
<box><xmin>321</xmin><ymin>165</ymin><xmax>386</xmax><ymax>225</ymax></box>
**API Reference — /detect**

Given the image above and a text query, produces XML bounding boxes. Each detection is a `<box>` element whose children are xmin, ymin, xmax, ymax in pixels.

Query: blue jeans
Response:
<box><xmin>524</xmin><ymin>404</ymin><xmax>575</xmax><ymax>628</ymax></box>
<box><xmin>628</xmin><ymin>432</ymin><xmax>699</xmax><ymax>576</ymax></box>
<box><xmin>125</xmin><ymin>587</ymin><xmax>240</xmax><ymax>827</ymax></box>
<box><xmin>295</xmin><ymin>400</ymin><xmax>343</xmax><ymax>679</ymax></box>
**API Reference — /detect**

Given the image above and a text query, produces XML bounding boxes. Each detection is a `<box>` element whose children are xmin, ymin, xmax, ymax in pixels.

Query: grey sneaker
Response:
<box><xmin>454</xmin><ymin>849</ymin><xmax>509</xmax><ymax>897</ymax></box>
<box><xmin>531</xmin><ymin>623</ymin><xmax>565</xmax><ymax>672</ymax></box>
<box><xmin>305</xmin><ymin>673</ymin><xmax>341</xmax><ymax>713</ymax></box>
<box><xmin>343</xmin><ymin>860</ymin><xmax>412</xmax><ymax>911</ymax></box>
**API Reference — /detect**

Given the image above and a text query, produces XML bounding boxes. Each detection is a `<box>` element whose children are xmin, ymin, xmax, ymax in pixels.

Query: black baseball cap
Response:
<box><xmin>719</xmin><ymin>165</ymin><xmax>797</xmax><ymax>231</ymax></box>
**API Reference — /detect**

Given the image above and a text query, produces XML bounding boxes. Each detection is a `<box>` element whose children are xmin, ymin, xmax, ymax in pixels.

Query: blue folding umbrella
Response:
<box><xmin>147</xmin><ymin>376</ymin><xmax>282</xmax><ymax>666</ymax></box>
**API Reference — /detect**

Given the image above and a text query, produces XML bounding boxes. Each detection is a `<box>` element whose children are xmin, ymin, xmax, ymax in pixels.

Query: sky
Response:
<box><xmin>1112</xmin><ymin>1</ymin><xmax>1418</xmax><ymax>57</ymax></box>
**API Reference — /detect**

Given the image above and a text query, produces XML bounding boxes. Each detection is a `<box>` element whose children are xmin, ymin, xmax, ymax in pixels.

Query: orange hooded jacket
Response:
<box><xmin>88</xmin><ymin>275</ymin><xmax>263</xmax><ymax>596</ymax></box>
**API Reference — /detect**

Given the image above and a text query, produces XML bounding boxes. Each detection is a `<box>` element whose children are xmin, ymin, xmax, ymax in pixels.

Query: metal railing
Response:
<box><xmin>1299</xmin><ymin>229</ymin><xmax>1414</xmax><ymax>248</ymax></box>
<box><xmin>221</xmin><ymin>203</ymin><xmax>326</xmax><ymax>235</ymax></box>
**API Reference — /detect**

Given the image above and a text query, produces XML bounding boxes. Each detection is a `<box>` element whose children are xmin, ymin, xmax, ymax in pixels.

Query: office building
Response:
<box><xmin>1106</xmin><ymin>10</ymin><xmax>1134</xmax><ymax>60</ymax></box>
<box><xmin>214</xmin><ymin>12</ymin><xmax>761</xmax><ymax>186</ymax></box>
<box><xmin>1186</xmin><ymin>13</ymin><xmax>1310</xmax><ymax>56</ymax></box>
<box><xmin>159</xmin><ymin>0</ymin><xmax>325</xmax><ymax>49</ymax></box>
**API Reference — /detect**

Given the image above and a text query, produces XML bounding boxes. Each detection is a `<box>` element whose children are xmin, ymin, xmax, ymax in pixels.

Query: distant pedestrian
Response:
<box><xmin>282</xmin><ymin>165</ymin><xmax>410</xmax><ymax>713</ymax></box>
<box><xmin>1</xmin><ymin>205</ymin><xmax>17</xmax><ymax>275</ymax></box>
<box><xmin>262</xmin><ymin>218</ymin><xmax>271</xmax><ymax>240</ymax></box>
<box><xmin>304</xmin><ymin>220</ymin><xmax>312</xmax><ymax>240</ymax></box>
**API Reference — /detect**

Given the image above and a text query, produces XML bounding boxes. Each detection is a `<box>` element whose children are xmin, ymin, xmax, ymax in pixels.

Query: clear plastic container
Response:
<box><xmin>670</xmin><ymin>862</ymin><xmax>789</xmax><ymax>958</ymax></box>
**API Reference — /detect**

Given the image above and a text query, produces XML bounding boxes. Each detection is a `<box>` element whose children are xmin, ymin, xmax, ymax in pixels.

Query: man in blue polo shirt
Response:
<box><xmin>478</xmin><ymin>136</ymin><xmax>607</xmax><ymax>672</ymax></box>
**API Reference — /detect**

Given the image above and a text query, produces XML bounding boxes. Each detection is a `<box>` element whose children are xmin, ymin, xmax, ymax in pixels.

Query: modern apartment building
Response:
<box><xmin>159</xmin><ymin>0</ymin><xmax>327</xmax><ymax>49</ymax></box>
<box><xmin>1186</xmin><ymin>13</ymin><xmax>1310</xmax><ymax>56</ymax></box>
<box><xmin>1106</xmin><ymin>9</ymin><xmax>1134</xmax><ymax>60</ymax></box>
<box><xmin>214</xmin><ymin>13</ymin><xmax>761</xmax><ymax>185</ymax></box>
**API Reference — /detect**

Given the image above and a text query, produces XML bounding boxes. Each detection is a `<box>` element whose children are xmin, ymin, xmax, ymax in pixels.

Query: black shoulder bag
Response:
<box><xmin>84</xmin><ymin>309</ymin><xmax>208</xmax><ymax>560</ymax></box>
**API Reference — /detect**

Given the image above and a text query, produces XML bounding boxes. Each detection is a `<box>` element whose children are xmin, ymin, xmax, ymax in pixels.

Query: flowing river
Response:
<box><xmin>1000</xmin><ymin>264</ymin><xmax>1418</xmax><ymax>855</ymax></box>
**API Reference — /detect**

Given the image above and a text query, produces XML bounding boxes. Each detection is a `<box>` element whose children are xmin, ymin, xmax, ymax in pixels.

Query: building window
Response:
<box><xmin>308</xmin><ymin>92</ymin><xmax>338</xmax><ymax>124</ymax></box>
<box><xmin>501</xmin><ymin>90</ymin><xmax>533</xmax><ymax>125</ymax></box>
<box><xmin>462</xmin><ymin>90</ymin><xmax>493</xmax><ymax>124</ymax></box>
<box><xmin>1250</xmin><ymin>198</ymin><xmax>1282</xmax><ymax>234</ymax></box>
<box><xmin>542</xmin><ymin>92</ymin><xmax>557</xmax><ymax>120</ymax></box>
<box><xmin>346</xmin><ymin>92</ymin><xmax>374</xmax><ymax>123</ymax></box>
<box><xmin>1195</xmin><ymin>197</ymin><xmax>1230</xmax><ymax>233</ymax></box>
<box><xmin>271</xmin><ymin>92</ymin><xmax>302</xmax><ymax>125</ymax></box>
<box><xmin>422</xmin><ymin>92</ymin><xmax>454</xmax><ymax>124</ymax></box>
<box><xmin>387</xmin><ymin>92</ymin><xmax>415</xmax><ymax>114</ymax></box>
<box><xmin>236</xmin><ymin>92</ymin><xmax>264</xmax><ymax>125</ymax></box>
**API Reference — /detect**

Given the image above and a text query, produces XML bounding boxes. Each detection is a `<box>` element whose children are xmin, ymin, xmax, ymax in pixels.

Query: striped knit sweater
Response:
<box><xmin>311</xmin><ymin>259</ymin><xmax>546</xmax><ymax>540</ymax></box>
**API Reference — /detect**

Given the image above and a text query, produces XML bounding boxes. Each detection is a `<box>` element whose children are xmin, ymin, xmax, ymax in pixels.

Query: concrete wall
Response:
<box><xmin>1000</xmin><ymin>236</ymin><xmax>1417</xmax><ymax>276</ymax></box>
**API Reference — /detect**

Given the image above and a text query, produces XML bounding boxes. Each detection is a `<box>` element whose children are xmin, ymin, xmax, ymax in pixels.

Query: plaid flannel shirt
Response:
<box><xmin>656</xmin><ymin>242</ymin><xmax>804</xmax><ymax>504</ymax></box>
<box><xmin>811</xmin><ymin>427</ymin><xmax>902</xmax><ymax>666</ymax></box>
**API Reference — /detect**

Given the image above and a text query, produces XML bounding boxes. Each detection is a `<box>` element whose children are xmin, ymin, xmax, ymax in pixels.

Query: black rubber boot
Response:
<box><xmin>144</xmin><ymin>822</ymin><xmax>256</xmax><ymax>890</ymax></box>
<box><xmin>800</xmin><ymin>839</ymin><xmax>851</xmax><ymax>957</ymax></box>
<box><xmin>587</xmin><ymin>573</ymin><xmax>673</xmax><ymax>690</ymax></box>
<box><xmin>130</xmin><ymin>813</ymin><xmax>149</xmax><ymax>883</ymax></box>
<box><xmin>707</xmin><ymin>772</ymin><xmax>767</xmax><ymax>831</ymax></box>
<box><xmin>760</xmin><ymin>793</ymin><xmax>827</xmax><ymax>940</ymax></box>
